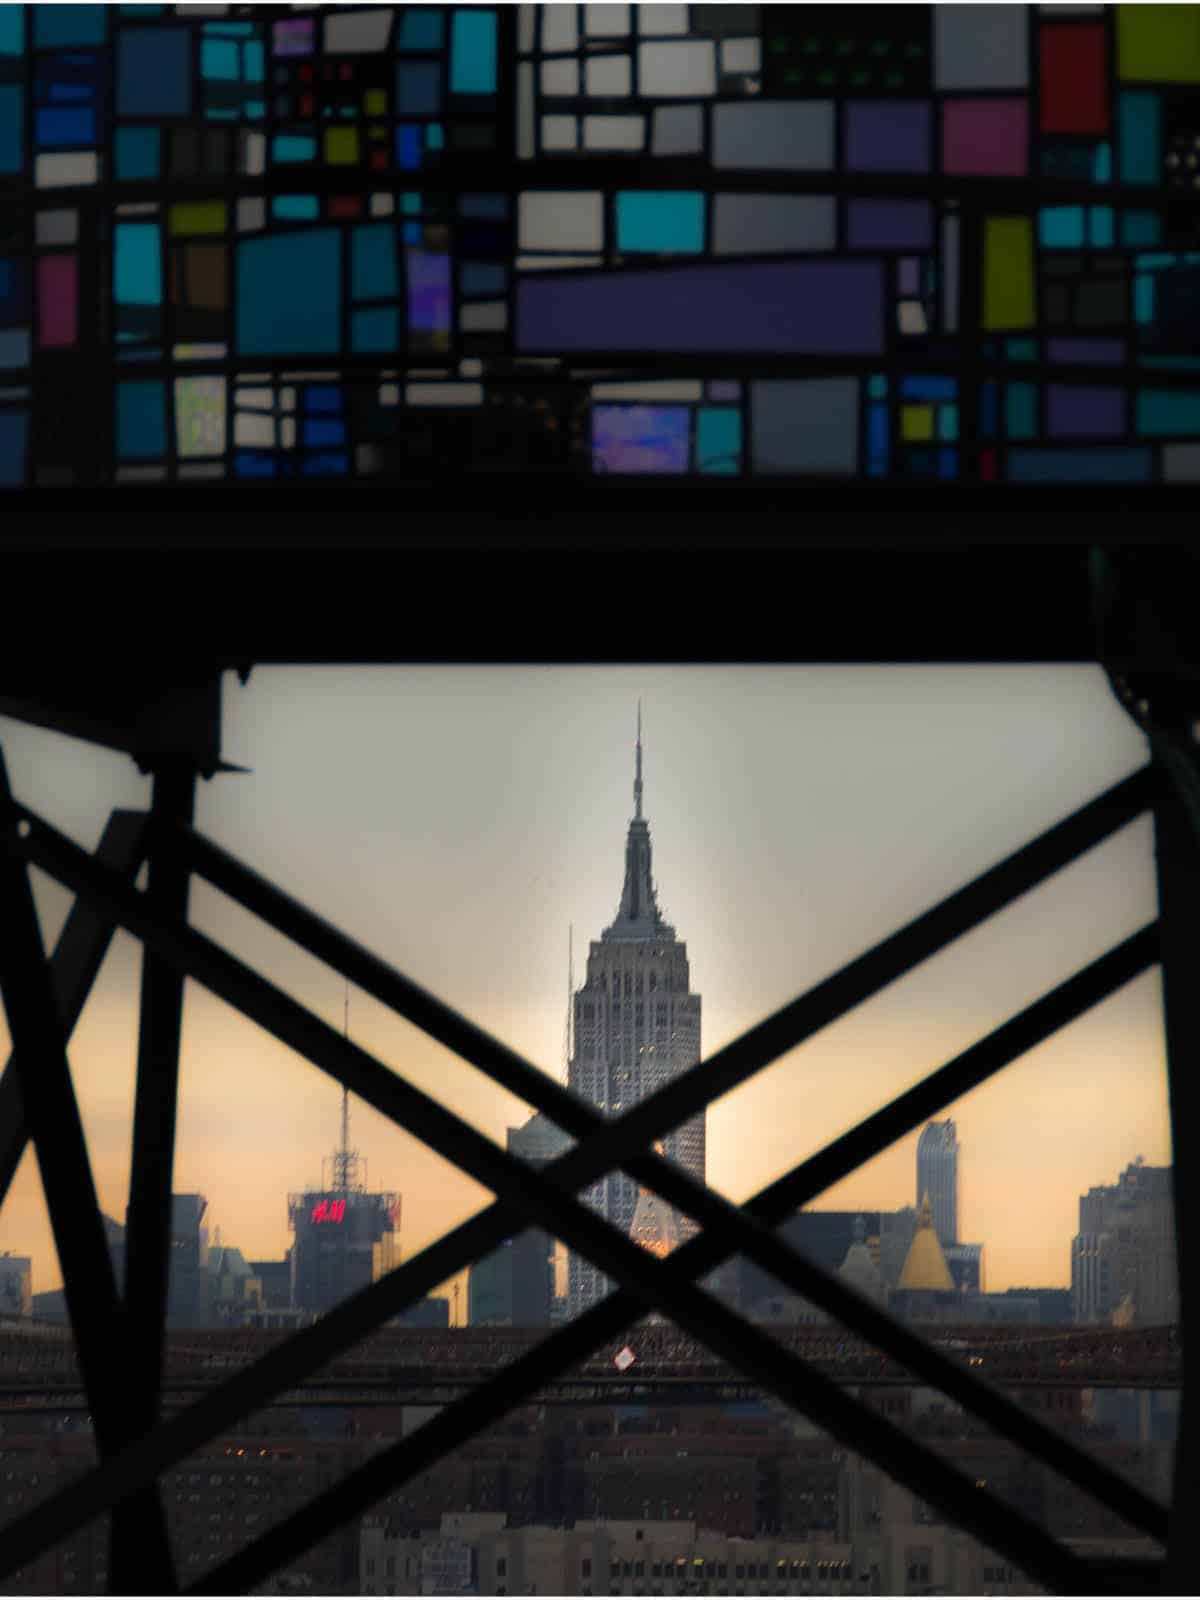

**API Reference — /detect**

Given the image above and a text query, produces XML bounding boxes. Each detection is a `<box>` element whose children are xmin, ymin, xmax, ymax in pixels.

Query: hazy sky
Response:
<box><xmin>0</xmin><ymin>666</ymin><xmax>1172</xmax><ymax>1317</ymax></box>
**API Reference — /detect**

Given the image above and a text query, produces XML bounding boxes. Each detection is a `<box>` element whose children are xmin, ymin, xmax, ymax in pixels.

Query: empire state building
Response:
<box><xmin>567</xmin><ymin>714</ymin><xmax>703</xmax><ymax>1318</ymax></box>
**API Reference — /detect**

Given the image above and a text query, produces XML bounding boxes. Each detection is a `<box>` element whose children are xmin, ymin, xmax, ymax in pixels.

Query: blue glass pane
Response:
<box><xmin>900</xmin><ymin>376</ymin><xmax>956</xmax><ymax>401</ymax></box>
<box><xmin>118</xmin><ymin>381</ymin><xmax>167</xmax><ymax>458</ymax></box>
<box><xmin>450</xmin><ymin>9</ymin><xmax>497</xmax><ymax>95</ymax></box>
<box><xmin>236</xmin><ymin>230</ymin><xmax>341</xmax><ymax>356</ymax></box>
<box><xmin>0</xmin><ymin>413</ymin><xmax>28</xmax><ymax>486</ymax></box>
<box><xmin>396</xmin><ymin>125</ymin><xmax>423</xmax><ymax>169</ymax></box>
<box><xmin>36</xmin><ymin>108</ymin><xmax>97</xmax><ymax>147</ymax></box>
<box><xmin>616</xmin><ymin>192</ymin><xmax>705</xmax><ymax>254</ymax></box>
<box><xmin>396</xmin><ymin>62</ymin><xmax>441</xmax><ymax>116</ymax></box>
<box><xmin>235</xmin><ymin>452</ymin><xmax>276</xmax><ymax>478</ymax></box>
<box><xmin>1008</xmin><ymin>448</ymin><xmax>1150</xmax><ymax>483</ymax></box>
<box><xmin>301</xmin><ymin>452</ymin><xmax>348</xmax><ymax>475</ymax></box>
<box><xmin>302</xmin><ymin>419</ymin><xmax>346</xmax><ymax>448</ymax></box>
<box><xmin>304</xmin><ymin>387</ymin><xmax>342</xmax><ymax>413</ymax></box>
<box><xmin>0</xmin><ymin>86</ymin><xmax>21</xmax><ymax>175</ymax></box>
<box><xmin>462</xmin><ymin>262</ymin><xmax>506</xmax><ymax>296</ymax></box>
<box><xmin>118</xmin><ymin>29</ymin><xmax>192</xmax><ymax>117</ymax></box>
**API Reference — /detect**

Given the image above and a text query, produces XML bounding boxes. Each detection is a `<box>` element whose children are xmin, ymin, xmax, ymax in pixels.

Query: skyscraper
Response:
<box><xmin>567</xmin><ymin>712</ymin><xmax>703</xmax><ymax>1318</ymax></box>
<box><xmin>916</xmin><ymin>1120</ymin><xmax>959</xmax><ymax>1247</ymax></box>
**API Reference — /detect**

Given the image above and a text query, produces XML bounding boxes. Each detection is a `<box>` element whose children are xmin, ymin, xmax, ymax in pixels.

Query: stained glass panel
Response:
<box><xmin>0</xmin><ymin>2</ymin><xmax>1197</xmax><ymax>488</ymax></box>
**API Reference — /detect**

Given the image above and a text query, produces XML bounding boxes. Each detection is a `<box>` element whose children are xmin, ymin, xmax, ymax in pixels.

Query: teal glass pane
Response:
<box><xmin>697</xmin><ymin>407</ymin><xmax>741</xmax><ymax>474</ymax></box>
<box><xmin>1121</xmin><ymin>212</ymin><xmax>1162</xmax><ymax>247</ymax></box>
<box><xmin>352</xmin><ymin>307</ymin><xmax>400</xmax><ymax>353</ymax></box>
<box><xmin>273</xmin><ymin>196</ymin><xmax>319</xmax><ymax>220</ymax></box>
<box><xmin>1134</xmin><ymin>276</ymin><xmax>1155</xmax><ymax>324</ymax></box>
<box><xmin>201</xmin><ymin>39</ymin><xmax>240</xmax><ymax>80</ymax></box>
<box><xmin>938</xmin><ymin>404</ymin><xmax>959</xmax><ymax>442</ymax></box>
<box><xmin>1005</xmin><ymin>339</ymin><xmax>1037</xmax><ymax>362</ymax></box>
<box><xmin>1091</xmin><ymin>143</ymin><xmax>1111</xmax><ymax>184</ymax></box>
<box><xmin>115</xmin><ymin>126</ymin><xmax>160</xmax><ymax>181</ymax></box>
<box><xmin>1136</xmin><ymin>391</ymin><xmax>1200</xmax><ymax>436</ymax></box>
<box><xmin>1088</xmin><ymin>207</ymin><xmax>1114</xmax><ymax>248</ymax></box>
<box><xmin>0</xmin><ymin>86</ymin><xmax>21</xmax><ymax>176</ymax></box>
<box><xmin>273</xmin><ymin>134</ymin><xmax>316</xmax><ymax>163</ymax></box>
<box><xmin>115</xmin><ymin>223</ymin><xmax>162</xmax><ymax>306</ymax></box>
<box><xmin>117</xmin><ymin>381</ymin><xmax>167</xmax><ymax>458</ymax></box>
<box><xmin>34</xmin><ymin>5</ymin><xmax>107</xmax><ymax>47</ymax></box>
<box><xmin>867</xmin><ymin>375</ymin><xmax>887</xmax><ymax>399</ymax></box>
<box><xmin>398</xmin><ymin>9</ymin><xmax>445</xmax><ymax>51</ymax></box>
<box><xmin>1005</xmin><ymin>383</ymin><xmax>1036</xmax><ymax>440</ymax></box>
<box><xmin>450</xmin><ymin>10</ymin><xmax>497</xmax><ymax>95</ymax></box>
<box><xmin>352</xmin><ymin>225</ymin><xmax>399</xmax><ymax>300</ymax></box>
<box><xmin>236</xmin><ymin>229</ymin><xmax>342</xmax><ymax>355</ymax></box>
<box><xmin>1119</xmin><ymin>91</ymin><xmax>1160</xmax><ymax>186</ymax></box>
<box><xmin>0</xmin><ymin>8</ymin><xmax>22</xmax><ymax>54</ymax></box>
<box><xmin>1039</xmin><ymin>207</ymin><xmax>1085</xmax><ymax>248</ymax></box>
<box><xmin>617</xmin><ymin>192</ymin><xmax>706</xmax><ymax>254</ymax></box>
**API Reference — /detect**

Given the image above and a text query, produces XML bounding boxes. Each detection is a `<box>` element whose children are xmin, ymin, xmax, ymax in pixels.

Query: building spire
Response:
<box><xmin>634</xmin><ymin>701</ymin><xmax>643</xmax><ymax>821</ymax></box>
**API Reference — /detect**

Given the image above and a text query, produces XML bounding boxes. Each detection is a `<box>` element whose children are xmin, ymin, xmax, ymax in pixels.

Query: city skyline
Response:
<box><xmin>0</xmin><ymin>665</ymin><xmax>1174</xmax><ymax>1315</ymax></box>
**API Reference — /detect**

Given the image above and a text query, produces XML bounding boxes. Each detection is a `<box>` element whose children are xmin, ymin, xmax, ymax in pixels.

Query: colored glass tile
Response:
<box><xmin>1040</xmin><ymin>24</ymin><xmax>1108</xmax><ymax>135</ymax></box>
<box><xmin>115</xmin><ymin>126</ymin><xmax>160</xmax><ymax>181</ymax></box>
<box><xmin>236</xmin><ymin>229</ymin><xmax>341</xmax><ymax>355</ymax></box>
<box><xmin>696</xmin><ymin>407</ymin><xmax>741</xmax><ymax>475</ymax></box>
<box><xmin>451</xmin><ymin>10</ymin><xmax>498</xmax><ymax>95</ymax></box>
<box><xmin>118</xmin><ymin>29</ymin><xmax>193</xmax><ymax>117</ymax></box>
<box><xmin>117</xmin><ymin>379</ymin><xmax>167</xmax><ymax>457</ymax></box>
<box><xmin>1136</xmin><ymin>390</ymin><xmax>1200</xmax><ymax>436</ymax></box>
<box><xmin>616</xmin><ymin>192</ymin><xmax>705</xmax><ymax>254</ymax></box>
<box><xmin>942</xmin><ymin>98</ymin><xmax>1027</xmax><ymax>176</ymax></box>
<box><xmin>983</xmin><ymin>219</ymin><xmax>1035</xmax><ymax>330</ymax></box>
<box><xmin>1117</xmin><ymin>6</ymin><xmax>1200</xmax><ymax>85</ymax></box>
<box><xmin>1119</xmin><ymin>92</ymin><xmax>1161</xmax><ymax>185</ymax></box>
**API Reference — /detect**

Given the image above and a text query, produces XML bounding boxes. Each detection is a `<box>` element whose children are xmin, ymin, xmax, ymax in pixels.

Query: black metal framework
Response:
<box><xmin>0</xmin><ymin>628</ymin><xmax>1189</xmax><ymax>1596</ymax></box>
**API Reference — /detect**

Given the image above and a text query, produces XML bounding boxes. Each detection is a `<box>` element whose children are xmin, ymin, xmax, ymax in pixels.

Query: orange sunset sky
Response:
<box><xmin>0</xmin><ymin>666</ymin><xmax>1174</xmax><ymax>1320</ymax></box>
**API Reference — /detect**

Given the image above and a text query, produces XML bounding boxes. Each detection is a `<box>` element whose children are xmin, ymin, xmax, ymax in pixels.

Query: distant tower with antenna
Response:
<box><xmin>288</xmin><ymin>984</ymin><xmax>400</xmax><ymax>1316</ymax></box>
<box><xmin>567</xmin><ymin>704</ymin><xmax>703</xmax><ymax>1320</ymax></box>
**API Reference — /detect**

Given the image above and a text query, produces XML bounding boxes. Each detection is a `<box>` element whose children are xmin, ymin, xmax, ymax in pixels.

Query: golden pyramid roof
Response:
<box><xmin>897</xmin><ymin>1193</ymin><xmax>955</xmax><ymax>1292</ymax></box>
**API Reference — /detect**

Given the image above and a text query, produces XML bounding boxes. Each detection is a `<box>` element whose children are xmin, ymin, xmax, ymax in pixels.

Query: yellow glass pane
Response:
<box><xmin>1117</xmin><ymin>4</ymin><xmax>1200</xmax><ymax>83</ymax></box>
<box><xmin>168</xmin><ymin>202</ymin><xmax>227</xmax><ymax>237</ymax></box>
<box><xmin>365</xmin><ymin>89</ymin><xmax>388</xmax><ymax>115</ymax></box>
<box><xmin>369</xmin><ymin>124</ymin><xmax>387</xmax><ymax>143</ymax></box>
<box><xmin>901</xmin><ymin>405</ymin><xmax>935</xmax><ymax>443</ymax></box>
<box><xmin>325</xmin><ymin>127</ymin><xmax>361</xmax><ymax>165</ymax></box>
<box><xmin>983</xmin><ymin>217</ymin><xmax>1035</xmax><ymax>331</ymax></box>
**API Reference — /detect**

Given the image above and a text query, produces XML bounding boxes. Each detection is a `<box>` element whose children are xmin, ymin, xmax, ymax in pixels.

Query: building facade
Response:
<box><xmin>1071</xmin><ymin>1159</ymin><xmax>1177</xmax><ymax>1326</ymax></box>
<box><xmin>0</xmin><ymin>1253</ymin><xmax>31</xmax><ymax>1319</ymax></box>
<box><xmin>568</xmin><ymin>720</ymin><xmax>702</xmax><ymax>1319</ymax></box>
<box><xmin>468</xmin><ymin>1113</ymin><xmax>570</xmax><ymax>1328</ymax></box>
<box><xmin>916</xmin><ymin>1122</ymin><xmax>959</xmax><ymax>1248</ymax></box>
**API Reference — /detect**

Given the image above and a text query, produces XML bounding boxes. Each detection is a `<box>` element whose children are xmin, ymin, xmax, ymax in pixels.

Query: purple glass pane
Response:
<box><xmin>407</xmin><ymin>250</ymin><xmax>451</xmax><ymax>335</ymax></box>
<box><xmin>845</xmin><ymin>101</ymin><xmax>931</xmax><ymax>172</ymax></box>
<box><xmin>1046</xmin><ymin>338</ymin><xmax>1126</xmax><ymax>366</ymax></box>
<box><xmin>273</xmin><ymin>18</ymin><xmax>313</xmax><ymax>55</ymax></box>
<box><xmin>847</xmin><ymin>200</ymin><xmax>933</xmax><ymax>251</ymax></box>
<box><xmin>1046</xmin><ymin>384</ymin><xmax>1125</xmax><ymax>437</ymax></box>
<box><xmin>518</xmin><ymin>261</ymin><xmax>885</xmax><ymax>355</ymax></box>
<box><xmin>593</xmin><ymin>406</ymin><xmax>689</xmax><ymax>474</ymax></box>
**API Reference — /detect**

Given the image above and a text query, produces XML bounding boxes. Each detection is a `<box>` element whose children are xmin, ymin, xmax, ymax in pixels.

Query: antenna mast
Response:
<box><xmin>333</xmin><ymin>981</ymin><xmax>361</xmax><ymax>1193</ymax></box>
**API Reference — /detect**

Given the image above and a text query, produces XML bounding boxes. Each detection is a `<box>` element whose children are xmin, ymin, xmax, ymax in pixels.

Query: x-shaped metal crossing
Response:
<box><xmin>0</xmin><ymin>752</ymin><xmax>1170</xmax><ymax>1595</ymax></box>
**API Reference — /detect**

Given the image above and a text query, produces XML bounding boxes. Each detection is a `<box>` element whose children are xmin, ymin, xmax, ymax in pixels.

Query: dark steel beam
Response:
<box><xmin>0</xmin><ymin>753</ymin><xmax>176</xmax><ymax>1589</ymax></box>
<box><xmin>165</xmin><ymin>813</ymin><xmax>1164</xmax><ymax>1541</ymax></box>
<box><xmin>0</xmin><ymin>919</ymin><xmax>1157</xmax><ymax>1591</ymax></box>
<box><xmin>1150</xmin><ymin>739</ymin><xmax>1197</xmax><ymax>1597</ymax></box>
<box><xmin>0</xmin><ymin>793</ymin><xmax>1161</xmax><ymax>1586</ymax></box>
<box><xmin>0</xmin><ymin>810</ymin><xmax>148</xmax><ymax>1210</ymax></box>
<box><xmin>111</xmin><ymin>767</ymin><xmax>197</xmax><ymax>1596</ymax></box>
